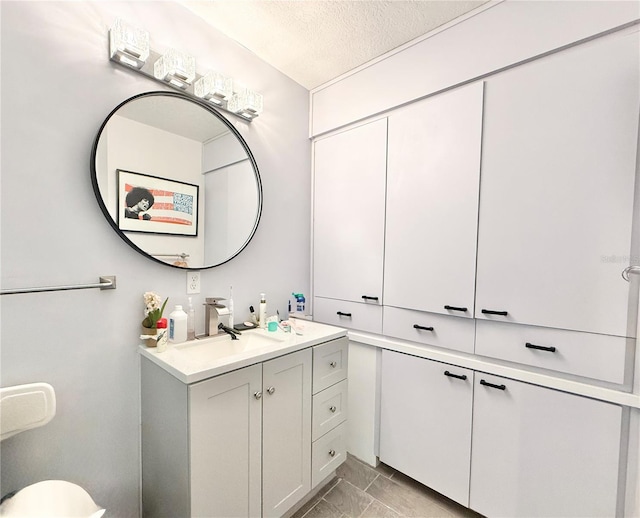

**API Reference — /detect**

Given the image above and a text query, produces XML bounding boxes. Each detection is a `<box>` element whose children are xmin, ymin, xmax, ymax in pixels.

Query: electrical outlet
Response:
<box><xmin>187</xmin><ymin>271</ymin><xmax>201</xmax><ymax>294</ymax></box>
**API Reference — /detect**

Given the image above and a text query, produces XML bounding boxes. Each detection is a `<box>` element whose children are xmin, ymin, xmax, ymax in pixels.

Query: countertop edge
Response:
<box><xmin>348</xmin><ymin>331</ymin><xmax>640</xmax><ymax>409</ymax></box>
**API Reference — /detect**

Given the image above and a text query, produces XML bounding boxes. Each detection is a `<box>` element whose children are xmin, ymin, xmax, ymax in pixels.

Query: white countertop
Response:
<box><xmin>139</xmin><ymin>320</ymin><xmax>346</xmax><ymax>384</ymax></box>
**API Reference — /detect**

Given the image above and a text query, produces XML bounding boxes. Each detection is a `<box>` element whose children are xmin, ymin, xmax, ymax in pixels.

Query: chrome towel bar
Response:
<box><xmin>0</xmin><ymin>276</ymin><xmax>116</xmax><ymax>295</ymax></box>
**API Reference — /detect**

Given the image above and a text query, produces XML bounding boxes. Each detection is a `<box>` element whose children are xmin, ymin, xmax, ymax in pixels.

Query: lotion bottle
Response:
<box><xmin>259</xmin><ymin>293</ymin><xmax>267</xmax><ymax>329</ymax></box>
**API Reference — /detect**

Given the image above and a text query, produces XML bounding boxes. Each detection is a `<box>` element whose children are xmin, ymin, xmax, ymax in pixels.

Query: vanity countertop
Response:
<box><xmin>139</xmin><ymin>320</ymin><xmax>347</xmax><ymax>384</ymax></box>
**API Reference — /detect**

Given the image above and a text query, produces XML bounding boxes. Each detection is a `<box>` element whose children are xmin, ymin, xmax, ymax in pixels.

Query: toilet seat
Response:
<box><xmin>0</xmin><ymin>480</ymin><xmax>105</xmax><ymax>518</ymax></box>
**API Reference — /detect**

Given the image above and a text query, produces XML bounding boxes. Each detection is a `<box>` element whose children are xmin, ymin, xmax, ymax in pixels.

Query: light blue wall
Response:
<box><xmin>0</xmin><ymin>2</ymin><xmax>310</xmax><ymax>515</ymax></box>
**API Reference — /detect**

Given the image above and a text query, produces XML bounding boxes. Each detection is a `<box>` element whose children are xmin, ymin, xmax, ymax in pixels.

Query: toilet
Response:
<box><xmin>0</xmin><ymin>383</ymin><xmax>105</xmax><ymax>517</ymax></box>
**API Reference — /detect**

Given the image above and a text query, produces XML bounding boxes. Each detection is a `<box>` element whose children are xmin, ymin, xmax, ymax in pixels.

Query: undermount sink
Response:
<box><xmin>172</xmin><ymin>329</ymin><xmax>287</xmax><ymax>364</ymax></box>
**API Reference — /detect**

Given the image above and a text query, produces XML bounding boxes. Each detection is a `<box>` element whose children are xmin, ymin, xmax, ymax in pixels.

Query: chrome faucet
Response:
<box><xmin>204</xmin><ymin>297</ymin><xmax>227</xmax><ymax>336</ymax></box>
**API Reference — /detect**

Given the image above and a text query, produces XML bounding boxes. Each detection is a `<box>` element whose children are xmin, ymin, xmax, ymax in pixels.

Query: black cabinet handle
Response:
<box><xmin>480</xmin><ymin>379</ymin><xmax>506</xmax><ymax>390</ymax></box>
<box><xmin>481</xmin><ymin>309</ymin><xmax>508</xmax><ymax>316</ymax></box>
<box><xmin>525</xmin><ymin>342</ymin><xmax>556</xmax><ymax>353</ymax></box>
<box><xmin>444</xmin><ymin>370</ymin><xmax>467</xmax><ymax>381</ymax></box>
<box><xmin>413</xmin><ymin>324</ymin><xmax>434</xmax><ymax>331</ymax></box>
<box><xmin>444</xmin><ymin>305</ymin><xmax>468</xmax><ymax>312</ymax></box>
<box><xmin>361</xmin><ymin>295</ymin><xmax>379</xmax><ymax>301</ymax></box>
<box><xmin>336</xmin><ymin>311</ymin><xmax>352</xmax><ymax>317</ymax></box>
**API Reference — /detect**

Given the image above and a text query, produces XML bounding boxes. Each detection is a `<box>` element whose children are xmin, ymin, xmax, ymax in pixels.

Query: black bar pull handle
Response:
<box><xmin>525</xmin><ymin>342</ymin><xmax>557</xmax><ymax>353</ymax></box>
<box><xmin>481</xmin><ymin>309</ymin><xmax>508</xmax><ymax>316</ymax></box>
<box><xmin>444</xmin><ymin>305</ymin><xmax>468</xmax><ymax>312</ymax></box>
<box><xmin>336</xmin><ymin>311</ymin><xmax>352</xmax><ymax>317</ymax></box>
<box><xmin>361</xmin><ymin>295</ymin><xmax>379</xmax><ymax>301</ymax></box>
<box><xmin>480</xmin><ymin>379</ymin><xmax>507</xmax><ymax>390</ymax></box>
<box><xmin>413</xmin><ymin>324</ymin><xmax>434</xmax><ymax>331</ymax></box>
<box><xmin>444</xmin><ymin>370</ymin><xmax>467</xmax><ymax>381</ymax></box>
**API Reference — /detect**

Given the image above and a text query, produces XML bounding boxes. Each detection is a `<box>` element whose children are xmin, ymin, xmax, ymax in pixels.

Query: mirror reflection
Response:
<box><xmin>91</xmin><ymin>91</ymin><xmax>262</xmax><ymax>269</ymax></box>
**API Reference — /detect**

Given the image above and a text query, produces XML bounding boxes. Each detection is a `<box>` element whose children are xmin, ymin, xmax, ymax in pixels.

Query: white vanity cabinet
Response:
<box><xmin>313</xmin><ymin>118</ymin><xmax>387</xmax><ymax>332</ymax></box>
<box><xmin>384</xmin><ymin>82</ymin><xmax>483</xmax><ymax>319</ymax></box>
<box><xmin>141</xmin><ymin>342</ymin><xmax>330</xmax><ymax>518</ymax></box>
<box><xmin>379</xmin><ymin>350</ymin><xmax>474</xmax><ymax>507</ymax></box>
<box><xmin>470</xmin><ymin>374</ymin><xmax>623</xmax><ymax>518</ymax></box>
<box><xmin>475</xmin><ymin>30</ymin><xmax>639</xmax><ymax>337</ymax></box>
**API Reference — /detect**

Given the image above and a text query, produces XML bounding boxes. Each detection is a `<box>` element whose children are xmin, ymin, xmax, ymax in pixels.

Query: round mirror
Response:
<box><xmin>91</xmin><ymin>91</ymin><xmax>262</xmax><ymax>269</ymax></box>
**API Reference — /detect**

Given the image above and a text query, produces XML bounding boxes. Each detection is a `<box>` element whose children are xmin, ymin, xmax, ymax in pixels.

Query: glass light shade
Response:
<box><xmin>109</xmin><ymin>18</ymin><xmax>150</xmax><ymax>69</ymax></box>
<box><xmin>194</xmin><ymin>72</ymin><xmax>233</xmax><ymax>105</ymax></box>
<box><xmin>154</xmin><ymin>49</ymin><xmax>196</xmax><ymax>89</ymax></box>
<box><xmin>227</xmin><ymin>86</ymin><xmax>264</xmax><ymax>119</ymax></box>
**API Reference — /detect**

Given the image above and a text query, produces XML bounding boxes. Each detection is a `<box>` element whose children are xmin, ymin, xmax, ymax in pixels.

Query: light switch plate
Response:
<box><xmin>187</xmin><ymin>271</ymin><xmax>200</xmax><ymax>294</ymax></box>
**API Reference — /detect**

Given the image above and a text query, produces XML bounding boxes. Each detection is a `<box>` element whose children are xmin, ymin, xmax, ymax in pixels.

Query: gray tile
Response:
<box><xmin>374</xmin><ymin>462</ymin><xmax>396</xmax><ymax>479</ymax></box>
<box><xmin>365</xmin><ymin>475</ymin><xmax>445</xmax><ymax>518</ymax></box>
<box><xmin>337</xmin><ymin>455</ymin><xmax>380</xmax><ymax>490</ymax></box>
<box><xmin>324</xmin><ymin>479</ymin><xmax>374</xmax><ymax>517</ymax></box>
<box><xmin>290</xmin><ymin>477</ymin><xmax>340</xmax><ymax>518</ymax></box>
<box><xmin>388</xmin><ymin>471</ymin><xmax>481</xmax><ymax>518</ymax></box>
<box><xmin>303</xmin><ymin>499</ymin><xmax>344</xmax><ymax>518</ymax></box>
<box><xmin>360</xmin><ymin>499</ymin><xmax>401</xmax><ymax>518</ymax></box>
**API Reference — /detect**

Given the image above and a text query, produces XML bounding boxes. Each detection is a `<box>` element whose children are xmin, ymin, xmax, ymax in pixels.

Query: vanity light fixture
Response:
<box><xmin>109</xmin><ymin>18</ymin><xmax>150</xmax><ymax>69</ymax></box>
<box><xmin>107</xmin><ymin>19</ymin><xmax>263</xmax><ymax>121</ymax></box>
<box><xmin>227</xmin><ymin>84</ymin><xmax>264</xmax><ymax>120</ymax></box>
<box><xmin>154</xmin><ymin>48</ymin><xmax>196</xmax><ymax>89</ymax></box>
<box><xmin>194</xmin><ymin>71</ymin><xmax>234</xmax><ymax>105</ymax></box>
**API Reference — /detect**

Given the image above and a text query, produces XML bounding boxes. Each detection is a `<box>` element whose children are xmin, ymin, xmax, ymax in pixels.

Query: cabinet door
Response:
<box><xmin>475</xmin><ymin>31</ymin><xmax>639</xmax><ymax>336</ymax></box>
<box><xmin>384</xmin><ymin>82</ymin><xmax>483</xmax><ymax>317</ymax></box>
<box><xmin>313</xmin><ymin>119</ymin><xmax>387</xmax><ymax>304</ymax></box>
<box><xmin>379</xmin><ymin>350</ymin><xmax>473</xmax><ymax>506</ymax></box>
<box><xmin>189</xmin><ymin>364</ymin><xmax>262</xmax><ymax>518</ymax></box>
<box><xmin>470</xmin><ymin>374</ymin><xmax>622</xmax><ymax>518</ymax></box>
<box><xmin>262</xmin><ymin>349</ymin><xmax>312</xmax><ymax>517</ymax></box>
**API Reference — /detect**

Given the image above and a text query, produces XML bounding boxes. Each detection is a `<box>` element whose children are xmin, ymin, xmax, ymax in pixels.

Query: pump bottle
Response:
<box><xmin>259</xmin><ymin>293</ymin><xmax>267</xmax><ymax>329</ymax></box>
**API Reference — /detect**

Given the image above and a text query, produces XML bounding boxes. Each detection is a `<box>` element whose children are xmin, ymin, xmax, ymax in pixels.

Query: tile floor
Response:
<box><xmin>291</xmin><ymin>455</ymin><xmax>484</xmax><ymax>518</ymax></box>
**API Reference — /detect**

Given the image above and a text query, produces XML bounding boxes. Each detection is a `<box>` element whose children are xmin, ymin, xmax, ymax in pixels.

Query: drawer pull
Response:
<box><xmin>413</xmin><ymin>324</ymin><xmax>434</xmax><ymax>331</ymax></box>
<box><xmin>267</xmin><ymin>386</ymin><xmax>275</xmax><ymax>395</ymax></box>
<box><xmin>444</xmin><ymin>305</ymin><xmax>468</xmax><ymax>312</ymax></box>
<box><xmin>481</xmin><ymin>309</ymin><xmax>508</xmax><ymax>316</ymax></box>
<box><xmin>329</xmin><ymin>449</ymin><xmax>336</xmax><ymax>457</ymax></box>
<box><xmin>329</xmin><ymin>405</ymin><xmax>337</xmax><ymax>413</ymax></box>
<box><xmin>480</xmin><ymin>379</ymin><xmax>506</xmax><ymax>391</ymax></box>
<box><xmin>254</xmin><ymin>391</ymin><xmax>262</xmax><ymax>400</ymax></box>
<box><xmin>444</xmin><ymin>370</ymin><xmax>467</xmax><ymax>381</ymax></box>
<box><xmin>361</xmin><ymin>295</ymin><xmax>379</xmax><ymax>301</ymax></box>
<box><xmin>336</xmin><ymin>311</ymin><xmax>352</xmax><ymax>317</ymax></box>
<box><xmin>525</xmin><ymin>342</ymin><xmax>556</xmax><ymax>353</ymax></box>
<box><xmin>330</xmin><ymin>361</ymin><xmax>337</xmax><ymax>368</ymax></box>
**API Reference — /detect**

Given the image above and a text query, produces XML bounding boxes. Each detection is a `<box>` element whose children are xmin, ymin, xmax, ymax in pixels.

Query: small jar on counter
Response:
<box><xmin>156</xmin><ymin>318</ymin><xmax>168</xmax><ymax>352</ymax></box>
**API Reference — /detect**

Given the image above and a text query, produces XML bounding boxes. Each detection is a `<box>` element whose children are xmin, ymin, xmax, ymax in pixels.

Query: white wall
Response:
<box><xmin>0</xmin><ymin>2</ymin><xmax>310</xmax><ymax>516</ymax></box>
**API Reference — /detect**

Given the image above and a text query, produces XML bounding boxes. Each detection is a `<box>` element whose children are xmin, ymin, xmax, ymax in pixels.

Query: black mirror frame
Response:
<box><xmin>90</xmin><ymin>90</ymin><xmax>263</xmax><ymax>270</ymax></box>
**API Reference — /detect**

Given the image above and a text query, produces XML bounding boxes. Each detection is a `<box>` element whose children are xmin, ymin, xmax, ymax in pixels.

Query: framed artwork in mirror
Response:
<box><xmin>117</xmin><ymin>169</ymin><xmax>199</xmax><ymax>236</ymax></box>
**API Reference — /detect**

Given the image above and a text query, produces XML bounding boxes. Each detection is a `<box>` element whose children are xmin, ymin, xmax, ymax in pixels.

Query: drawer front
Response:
<box><xmin>383</xmin><ymin>306</ymin><xmax>475</xmax><ymax>353</ymax></box>
<box><xmin>312</xmin><ymin>379</ymin><xmax>348</xmax><ymax>441</ymax></box>
<box><xmin>312</xmin><ymin>422</ymin><xmax>347</xmax><ymax>488</ymax></box>
<box><xmin>475</xmin><ymin>320</ymin><xmax>631</xmax><ymax>385</ymax></box>
<box><xmin>313</xmin><ymin>337</ymin><xmax>348</xmax><ymax>394</ymax></box>
<box><xmin>313</xmin><ymin>297</ymin><xmax>382</xmax><ymax>334</ymax></box>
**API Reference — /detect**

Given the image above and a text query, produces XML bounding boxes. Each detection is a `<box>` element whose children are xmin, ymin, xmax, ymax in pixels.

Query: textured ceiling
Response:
<box><xmin>180</xmin><ymin>1</ymin><xmax>491</xmax><ymax>89</ymax></box>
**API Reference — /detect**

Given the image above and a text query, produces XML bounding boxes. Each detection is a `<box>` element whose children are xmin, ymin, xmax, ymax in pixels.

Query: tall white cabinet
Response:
<box><xmin>384</xmin><ymin>82</ymin><xmax>483</xmax><ymax>319</ymax></box>
<box><xmin>475</xmin><ymin>31</ymin><xmax>639</xmax><ymax>337</ymax></box>
<box><xmin>313</xmin><ymin>118</ymin><xmax>387</xmax><ymax>333</ymax></box>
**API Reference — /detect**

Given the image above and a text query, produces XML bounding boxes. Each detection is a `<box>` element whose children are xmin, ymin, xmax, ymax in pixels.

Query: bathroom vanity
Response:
<box><xmin>139</xmin><ymin>321</ymin><xmax>348</xmax><ymax>518</ymax></box>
